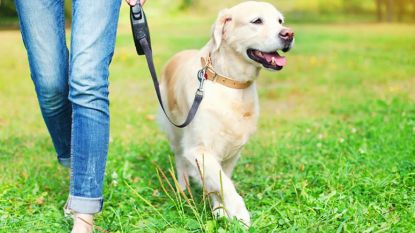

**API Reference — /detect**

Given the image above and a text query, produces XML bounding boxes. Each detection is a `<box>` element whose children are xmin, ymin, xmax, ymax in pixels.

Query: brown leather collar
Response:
<box><xmin>200</xmin><ymin>56</ymin><xmax>253</xmax><ymax>89</ymax></box>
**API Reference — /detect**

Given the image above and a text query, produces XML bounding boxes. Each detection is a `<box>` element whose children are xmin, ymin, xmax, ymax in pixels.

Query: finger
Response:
<box><xmin>128</xmin><ymin>0</ymin><xmax>137</xmax><ymax>6</ymax></box>
<box><xmin>140</xmin><ymin>0</ymin><xmax>147</xmax><ymax>6</ymax></box>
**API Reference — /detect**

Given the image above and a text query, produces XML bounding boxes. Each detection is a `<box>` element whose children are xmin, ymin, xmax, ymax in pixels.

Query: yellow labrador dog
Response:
<box><xmin>158</xmin><ymin>1</ymin><xmax>294</xmax><ymax>225</ymax></box>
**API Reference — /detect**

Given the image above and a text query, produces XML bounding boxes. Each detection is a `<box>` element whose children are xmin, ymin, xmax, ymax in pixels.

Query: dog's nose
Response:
<box><xmin>279</xmin><ymin>28</ymin><xmax>294</xmax><ymax>42</ymax></box>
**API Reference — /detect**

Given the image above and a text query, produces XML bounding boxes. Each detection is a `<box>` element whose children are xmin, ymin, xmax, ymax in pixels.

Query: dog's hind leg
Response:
<box><xmin>168</xmin><ymin>140</ymin><xmax>188</xmax><ymax>191</ymax></box>
<box><xmin>183</xmin><ymin>148</ymin><xmax>250</xmax><ymax>226</ymax></box>
<box><xmin>175</xmin><ymin>154</ymin><xmax>188</xmax><ymax>191</ymax></box>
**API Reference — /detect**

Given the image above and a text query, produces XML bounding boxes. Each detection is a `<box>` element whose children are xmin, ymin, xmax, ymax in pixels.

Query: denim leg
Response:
<box><xmin>66</xmin><ymin>0</ymin><xmax>121</xmax><ymax>214</ymax></box>
<box><xmin>15</xmin><ymin>0</ymin><xmax>72</xmax><ymax>168</ymax></box>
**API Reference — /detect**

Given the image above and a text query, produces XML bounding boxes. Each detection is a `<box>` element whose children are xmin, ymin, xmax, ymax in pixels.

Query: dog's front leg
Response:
<box><xmin>183</xmin><ymin>149</ymin><xmax>250</xmax><ymax>226</ymax></box>
<box><xmin>221</xmin><ymin>153</ymin><xmax>241</xmax><ymax>178</ymax></box>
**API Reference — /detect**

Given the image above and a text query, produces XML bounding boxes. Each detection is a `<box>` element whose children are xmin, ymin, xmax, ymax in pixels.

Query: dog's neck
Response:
<box><xmin>204</xmin><ymin>42</ymin><xmax>260</xmax><ymax>83</ymax></box>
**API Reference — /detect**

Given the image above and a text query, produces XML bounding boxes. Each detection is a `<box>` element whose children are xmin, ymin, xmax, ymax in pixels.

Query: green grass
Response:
<box><xmin>1</xmin><ymin>4</ymin><xmax>415</xmax><ymax>233</ymax></box>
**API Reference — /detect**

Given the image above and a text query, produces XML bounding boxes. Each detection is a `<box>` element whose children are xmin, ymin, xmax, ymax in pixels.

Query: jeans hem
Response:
<box><xmin>58</xmin><ymin>157</ymin><xmax>71</xmax><ymax>168</ymax></box>
<box><xmin>66</xmin><ymin>195</ymin><xmax>103</xmax><ymax>214</ymax></box>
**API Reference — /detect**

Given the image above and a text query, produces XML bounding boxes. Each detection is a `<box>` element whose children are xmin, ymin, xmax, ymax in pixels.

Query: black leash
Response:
<box><xmin>130</xmin><ymin>3</ymin><xmax>204</xmax><ymax>128</ymax></box>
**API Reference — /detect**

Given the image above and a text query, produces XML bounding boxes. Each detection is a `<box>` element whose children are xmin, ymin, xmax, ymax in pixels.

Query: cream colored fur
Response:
<box><xmin>157</xmin><ymin>1</ymin><xmax>293</xmax><ymax>226</ymax></box>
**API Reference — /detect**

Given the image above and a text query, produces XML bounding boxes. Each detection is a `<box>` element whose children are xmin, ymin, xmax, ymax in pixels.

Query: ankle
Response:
<box><xmin>71</xmin><ymin>213</ymin><xmax>94</xmax><ymax>233</ymax></box>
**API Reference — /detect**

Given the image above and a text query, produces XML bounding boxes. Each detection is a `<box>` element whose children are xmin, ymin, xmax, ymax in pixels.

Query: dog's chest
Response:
<box><xmin>202</xmin><ymin>88</ymin><xmax>259</xmax><ymax>152</ymax></box>
<box><xmin>219</xmin><ymin>102</ymin><xmax>258</xmax><ymax>145</ymax></box>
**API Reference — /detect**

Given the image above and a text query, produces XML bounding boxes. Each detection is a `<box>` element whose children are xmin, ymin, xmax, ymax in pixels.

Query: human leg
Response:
<box><xmin>15</xmin><ymin>0</ymin><xmax>72</xmax><ymax>168</ymax></box>
<box><xmin>66</xmin><ymin>0</ymin><xmax>122</xmax><ymax>214</ymax></box>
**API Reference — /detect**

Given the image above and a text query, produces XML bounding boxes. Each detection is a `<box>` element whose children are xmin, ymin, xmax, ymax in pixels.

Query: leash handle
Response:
<box><xmin>130</xmin><ymin>5</ymin><xmax>204</xmax><ymax>128</ymax></box>
<box><xmin>130</xmin><ymin>2</ymin><xmax>151</xmax><ymax>55</ymax></box>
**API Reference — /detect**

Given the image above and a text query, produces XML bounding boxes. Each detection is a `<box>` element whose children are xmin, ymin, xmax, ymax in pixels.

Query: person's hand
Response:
<box><xmin>125</xmin><ymin>0</ymin><xmax>146</xmax><ymax>7</ymax></box>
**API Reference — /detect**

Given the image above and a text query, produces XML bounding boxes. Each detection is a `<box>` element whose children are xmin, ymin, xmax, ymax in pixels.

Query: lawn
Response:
<box><xmin>0</xmin><ymin>3</ymin><xmax>415</xmax><ymax>233</ymax></box>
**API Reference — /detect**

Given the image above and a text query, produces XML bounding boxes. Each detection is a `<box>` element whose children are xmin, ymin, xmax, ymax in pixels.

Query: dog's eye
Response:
<box><xmin>251</xmin><ymin>18</ymin><xmax>263</xmax><ymax>25</ymax></box>
<box><xmin>279</xmin><ymin>19</ymin><xmax>283</xmax><ymax>24</ymax></box>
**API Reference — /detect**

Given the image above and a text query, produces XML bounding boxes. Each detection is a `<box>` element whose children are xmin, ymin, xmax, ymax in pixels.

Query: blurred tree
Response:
<box><xmin>376</xmin><ymin>0</ymin><xmax>415</xmax><ymax>21</ymax></box>
<box><xmin>0</xmin><ymin>0</ymin><xmax>71</xmax><ymax>18</ymax></box>
<box><xmin>397</xmin><ymin>0</ymin><xmax>415</xmax><ymax>21</ymax></box>
<box><xmin>179</xmin><ymin>0</ymin><xmax>197</xmax><ymax>10</ymax></box>
<box><xmin>0</xmin><ymin>0</ymin><xmax>17</xmax><ymax>17</ymax></box>
<box><xmin>65</xmin><ymin>0</ymin><xmax>72</xmax><ymax>20</ymax></box>
<box><xmin>342</xmin><ymin>0</ymin><xmax>366</xmax><ymax>13</ymax></box>
<box><xmin>320</xmin><ymin>0</ymin><xmax>342</xmax><ymax>14</ymax></box>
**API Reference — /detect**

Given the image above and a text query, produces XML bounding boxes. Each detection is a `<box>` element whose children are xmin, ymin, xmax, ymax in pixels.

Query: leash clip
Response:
<box><xmin>196</xmin><ymin>68</ymin><xmax>206</xmax><ymax>96</ymax></box>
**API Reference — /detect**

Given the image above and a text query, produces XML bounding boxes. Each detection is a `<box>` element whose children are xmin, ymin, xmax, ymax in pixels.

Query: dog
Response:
<box><xmin>158</xmin><ymin>1</ymin><xmax>294</xmax><ymax>226</ymax></box>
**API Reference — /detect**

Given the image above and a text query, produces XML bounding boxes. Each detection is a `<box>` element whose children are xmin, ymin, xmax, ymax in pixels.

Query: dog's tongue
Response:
<box><xmin>263</xmin><ymin>52</ymin><xmax>287</xmax><ymax>67</ymax></box>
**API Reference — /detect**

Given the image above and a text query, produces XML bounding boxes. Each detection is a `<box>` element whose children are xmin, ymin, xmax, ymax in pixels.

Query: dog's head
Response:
<box><xmin>211</xmin><ymin>1</ymin><xmax>294</xmax><ymax>71</ymax></box>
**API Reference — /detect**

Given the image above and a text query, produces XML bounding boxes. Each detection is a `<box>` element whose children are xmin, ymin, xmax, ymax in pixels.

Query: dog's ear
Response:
<box><xmin>212</xmin><ymin>9</ymin><xmax>232</xmax><ymax>51</ymax></box>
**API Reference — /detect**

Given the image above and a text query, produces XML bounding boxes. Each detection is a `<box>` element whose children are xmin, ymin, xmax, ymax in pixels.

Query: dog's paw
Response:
<box><xmin>212</xmin><ymin>205</ymin><xmax>227</xmax><ymax>219</ymax></box>
<box><xmin>225</xmin><ymin>194</ymin><xmax>251</xmax><ymax>226</ymax></box>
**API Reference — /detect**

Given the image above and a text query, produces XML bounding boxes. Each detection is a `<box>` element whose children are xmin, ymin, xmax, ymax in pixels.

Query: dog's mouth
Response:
<box><xmin>247</xmin><ymin>49</ymin><xmax>287</xmax><ymax>71</ymax></box>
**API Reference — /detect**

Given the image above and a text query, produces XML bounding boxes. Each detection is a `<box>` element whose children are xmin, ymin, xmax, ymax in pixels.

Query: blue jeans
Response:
<box><xmin>15</xmin><ymin>0</ymin><xmax>121</xmax><ymax>214</ymax></box>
